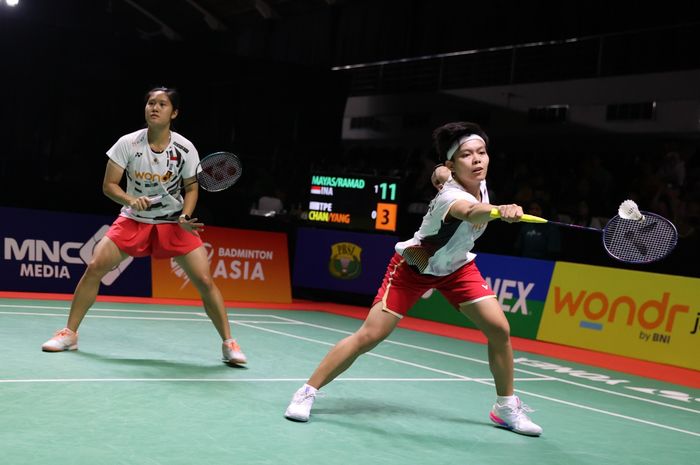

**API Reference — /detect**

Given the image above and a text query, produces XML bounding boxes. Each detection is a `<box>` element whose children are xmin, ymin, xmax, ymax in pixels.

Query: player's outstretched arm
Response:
<box><xmin>449</xmin><ymin>200</ymin><xmax>523</xmax><ymax>224</ymax></box>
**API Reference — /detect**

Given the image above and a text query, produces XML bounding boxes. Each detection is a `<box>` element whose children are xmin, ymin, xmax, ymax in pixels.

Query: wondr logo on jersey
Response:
<box><xmin>133</xmin><ymin>170</ymin><xmax>173</xmax><ymax>182</ymax></box>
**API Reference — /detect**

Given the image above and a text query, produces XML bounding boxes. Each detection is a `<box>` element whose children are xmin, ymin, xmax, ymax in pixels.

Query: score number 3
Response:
<box><xmin>375</xmin><ymin>203</ymin><xmax>397</xmax><ymax>231</ymax></box>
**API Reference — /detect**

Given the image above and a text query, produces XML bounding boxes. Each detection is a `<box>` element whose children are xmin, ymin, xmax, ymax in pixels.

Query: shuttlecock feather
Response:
<box><xmin>618</xmin><ymin>200</ymin><xmax>644</xmax><ymax>221</ymax></box>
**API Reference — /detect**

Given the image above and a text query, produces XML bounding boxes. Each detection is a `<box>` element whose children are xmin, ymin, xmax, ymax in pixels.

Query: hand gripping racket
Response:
<box><xmin>148</xmin><ymin>151</ymin><xmax>242</xmax><ymax>203</ymax></box>
<box><xmin>490</xmin><ymin>200</ymin><xmax>678</xmax><ymax>264</ymax></box>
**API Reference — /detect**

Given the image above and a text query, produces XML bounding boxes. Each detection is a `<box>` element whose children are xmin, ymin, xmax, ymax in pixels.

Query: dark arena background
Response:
<box><xmin>1</xmin><ymin>1</ymin><xmax>699</xmax><ymax>280</ymax></box>
<box><xmin>0</xmin><ymin>2</ymin><xmax>699</xmax><ymax>465</ymax></box>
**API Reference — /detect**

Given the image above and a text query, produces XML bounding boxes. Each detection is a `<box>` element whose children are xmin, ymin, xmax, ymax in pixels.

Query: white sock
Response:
<box><xmin>497</xmin><ymin>395</ymin><xmax>517</xmax><ymax>406</ymax></box>
<box><xmin>303</xmin><ymin>383</ymin><xmax>318</xmax><ymax>394</ymax></box>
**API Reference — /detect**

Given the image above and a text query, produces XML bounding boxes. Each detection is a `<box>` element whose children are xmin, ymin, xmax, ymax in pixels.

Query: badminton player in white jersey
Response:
<box><xmin>421</xmin><ymin>164</ymin><xmax>453</xmax><ymax>299</ymax></box>
<box><xmin>41</xmin><ymin>87</ymin><xmax>246</xmax><ymax>365</ymax></box>
<box><xmin>285</xmin><ymin>122</ymin><xmax>542</xmax><ymax>436</ymax></box>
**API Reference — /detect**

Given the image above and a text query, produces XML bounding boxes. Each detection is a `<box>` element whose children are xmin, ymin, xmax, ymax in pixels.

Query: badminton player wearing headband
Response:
<box><xmin>285</xmin><ymin>121</ymin><xmax>542</xmax><ymax>436</ymax></box>
<box><xmin>41</xmin><ymin>87</ymin><xmax>247</xmax><ymax>365</ymax></box>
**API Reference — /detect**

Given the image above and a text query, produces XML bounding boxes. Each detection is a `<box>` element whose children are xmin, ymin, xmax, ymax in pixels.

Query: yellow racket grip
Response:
<box><xmin>489</xmin><ymin>208</ymin><xmax>548</xmax><ymax>224</ymax></box>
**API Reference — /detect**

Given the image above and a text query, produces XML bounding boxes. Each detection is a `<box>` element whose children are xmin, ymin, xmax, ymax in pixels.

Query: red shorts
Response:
<box><xmin>372</xmin><ymin>253</ymin><xmax>496</xmax><ymax>318</ymax></box>
<box><xmin>105</xmin><ymin>216</ymin><xmax>202</xmax><ymax>259</ymax></box>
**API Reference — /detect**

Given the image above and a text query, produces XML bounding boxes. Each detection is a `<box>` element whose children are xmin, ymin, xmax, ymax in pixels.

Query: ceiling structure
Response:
<box><xmin>109</xmin><ymin>0</ymin><xmax>347</xmax><ymax>41</ymax></box>
<box><xmin>3</xmin><ymin>0</ymin><xmax>700</xmax><ymax>69</ymax></box>
<box><xmin>1</xmin><ymin>0</ymin><xmax>349</xmax><ymax>40</ymax></box>
<box><xmin>1</xmin><ymin>0</ymin><xmax>358</xmax><ymax>67</ymax></box>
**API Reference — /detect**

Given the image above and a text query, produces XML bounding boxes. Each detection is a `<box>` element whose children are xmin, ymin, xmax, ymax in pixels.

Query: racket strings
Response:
<box><xmin>196</xmin><ymin>152</ymin><xmax>242</xmax><ymax>192</ymax></box>
<box><xmin>603</xmin><ymin>215</ymin><xmax>677</xmax><ymax>263</ymax></box>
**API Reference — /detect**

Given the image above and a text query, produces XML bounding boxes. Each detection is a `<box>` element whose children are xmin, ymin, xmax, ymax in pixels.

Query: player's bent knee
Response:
<box><xmin>189</xmin><ymin>274</ymin><xmax>215</xmax><ymax>291</ymax></box>
<box><xmin>485</xmin><ymin>324</ymin><xmax>511</xmax><ymax>344</ymax></box>
<box><xmin>355</xmin><ymin>329</ymin><xmax>387</xmax><ymax>352</ymax></box>
<box><xmin>85</xmin><ymin>260</ymin><xmax>115</xmax><ymax>277</ymax></box>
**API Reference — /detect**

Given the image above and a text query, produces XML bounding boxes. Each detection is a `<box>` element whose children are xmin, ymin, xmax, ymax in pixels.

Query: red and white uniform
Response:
<box><xmin>107</xmin><ymin>129</ymin><xmax>200</xmax><ymax>224</ymax></box>
<box><xmin>104</xmin><ymin>129</ymin><xmax>202</xmax><ymax>259</ymax></box>
<box><xmin>374</xmin><ymin>178</ymin><xmax>495</xmax><ymax>317</ymax></box>
<box><xmin>396</xmin><ymin>177</ymin><xmax>490</xmax><ymax>275</ymax></box>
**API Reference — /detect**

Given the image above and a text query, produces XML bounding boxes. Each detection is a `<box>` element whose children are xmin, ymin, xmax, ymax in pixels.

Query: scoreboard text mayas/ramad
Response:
<box><xmin>306</xmin><ymin>173</ymin><xmax>400</xmax><ymax>232</ymax></box>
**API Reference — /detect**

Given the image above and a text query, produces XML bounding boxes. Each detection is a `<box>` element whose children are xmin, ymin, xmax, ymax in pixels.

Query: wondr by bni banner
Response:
<box><xmin>538</xmin><ymin>262</ymin><xmax>699</xmax><ymax>371</ymax></box>
<box><xmin>151</xmin><ymin>226</ymin><xmax>292</xmax><ymax>303</ymax></box>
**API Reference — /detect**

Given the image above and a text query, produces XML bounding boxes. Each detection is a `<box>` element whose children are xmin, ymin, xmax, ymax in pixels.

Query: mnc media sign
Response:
<box><xmin>0</xmin><ymin>207</ymin><xmax>151</xmax><ymax>296</ymax></box>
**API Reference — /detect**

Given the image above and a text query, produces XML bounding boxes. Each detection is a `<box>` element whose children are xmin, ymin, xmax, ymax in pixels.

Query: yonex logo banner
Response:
<box><xmin>0</xmin><ymin>207</ymin><xmax>151</xmax><ymax>296</ymax></box>
<box><xmin>538</xmin><ymin>262</ymin><xmax>699</xmax><ymax>370</ymax></box>
<box><xmin>408</xmin><ymin>253</ymin><xmax>554</xmax><ymax>339</ymax></box>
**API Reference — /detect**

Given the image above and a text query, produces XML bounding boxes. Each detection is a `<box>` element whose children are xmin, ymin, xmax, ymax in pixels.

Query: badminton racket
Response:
<box><xmin>147</xmin><ymin>151</ymin><xmax>242</xmax><ymax>203</ymax></box>
<box><xmin>490</xmin><ymin>200</ymin><xmax>678</xmax><ymax>263</ymax></box>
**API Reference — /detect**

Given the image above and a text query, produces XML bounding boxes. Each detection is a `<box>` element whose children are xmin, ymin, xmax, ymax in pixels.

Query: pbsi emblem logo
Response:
<box><xmin>328</xmin><ymin>242</ymin><xmax>362</xmax><ymax>280</ymax></box>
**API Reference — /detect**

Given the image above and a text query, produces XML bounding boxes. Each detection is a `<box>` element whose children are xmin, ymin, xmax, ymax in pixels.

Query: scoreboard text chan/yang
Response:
<box><xmin>307</xmin><ymin>174</ymin><xmax>399</xmax><ymax>232</ymax></box>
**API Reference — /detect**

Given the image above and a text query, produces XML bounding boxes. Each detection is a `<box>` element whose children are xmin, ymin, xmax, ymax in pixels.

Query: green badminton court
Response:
<box><xmin>1</xmin><ymin>297</ymin><xmax>697</xmax><ymax>465</ymax></box>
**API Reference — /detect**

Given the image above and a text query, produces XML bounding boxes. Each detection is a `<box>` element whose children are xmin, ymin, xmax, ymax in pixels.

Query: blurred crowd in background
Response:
<box><xmin>252</xmin><ymin>139</ymin><xmax>698</xmax><ymax>237</ymax></box>
<box><xmin>242</xmin><ymin>135</ymin><xmax>698</xmax><ymax>276</ymax></box>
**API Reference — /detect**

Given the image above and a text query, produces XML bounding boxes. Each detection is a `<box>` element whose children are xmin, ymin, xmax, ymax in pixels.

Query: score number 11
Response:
<box><xmin>374</xmin><ymin>182</ymin><xmax>397</xmax><ymax>201</ymax></box>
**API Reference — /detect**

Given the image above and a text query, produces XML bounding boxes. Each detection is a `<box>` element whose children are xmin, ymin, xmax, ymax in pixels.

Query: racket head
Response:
<box><xmin>195</xmin><ymin>151</ymin><xmax>242</xmax><ymax>192</ymax></box>
<box><xmin>602</xmin><ymin>212</ymin><xmax>678</xmax><ymax>263</ymax></box>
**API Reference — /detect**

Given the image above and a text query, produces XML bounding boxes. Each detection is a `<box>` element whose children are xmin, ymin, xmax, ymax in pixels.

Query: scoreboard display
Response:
<box><xmin>306</xmin><ymin>173</ymin><xmax>400</xmax><ymax>232</ymax></box>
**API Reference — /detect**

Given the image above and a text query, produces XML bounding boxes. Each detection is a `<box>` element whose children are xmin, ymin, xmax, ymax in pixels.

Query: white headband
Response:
<box><xmin>446</xmin><ymin>134</ymin><xmax>486</xmax><ymax>160</ymax></box>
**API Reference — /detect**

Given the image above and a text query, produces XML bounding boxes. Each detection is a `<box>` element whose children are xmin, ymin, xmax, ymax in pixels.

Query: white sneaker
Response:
<box><xmin>284</xmin><ymin>384</ymin><xmax>319</xmax><ymax>422</ymax></box>
<box><xmin>42</xmin><ymin>328</ymin><xmax>78</xmax><ymax>352</ymax></box>
<box><xmin>222</xmin><ymin>339</ymin><xmax>247</xmax><ymax>365</ymax></box>
<box><xmin>489</xmin><ymin>396</ymin><xmax>543</xmax><ymax>436</ymax></box>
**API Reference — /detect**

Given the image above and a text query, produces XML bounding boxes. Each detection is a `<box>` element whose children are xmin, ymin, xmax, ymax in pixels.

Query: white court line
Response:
<box><xmin>234</xmin><ymin>319</ymin><xmax>700</xmax><ymax>437</ymax></box>
<box><xmin>1</xmin><ymin>308</ymin><xmax>479</xmax><ymax>381</ymax></box>
<box><xmin>267</xmin><ymin>314</ymin><xmax>700</xmax><ymax>415</ymax></box>
<box><xmin>4</xmin><ymin>305</ymin><xmax>698</xmax><ymax>412</ymax></box>
<box><xmin>0</xmin><ymin>307</ymin><xmax>548</xmax><ymax>384</ymax></box>
<box><xmin>1</xmin><ymin>311</ymin><xmax>210</xmax><ymax>323</ymax></box>
<box><xmin>242</xmin><ymin>318</ymin><xmax>700</xmax><ymax>413</ymax></box>
<box><xmin>3</xmin><ymin>304</ymin><xmax>699</xmax><ymax>436</ymax></box>
<box><xmin>512</xmin><ymin>390</ymin><xmax>700</xmax><ymax>438</ymax></box>
<box><xmin>474</xmin><ymin>377</ymin><xmax>554</xmax><ymax>383</ymax></box>
<box><xmin>0</xmin><ymin>310</ymin><xmax>296</xmax><ymax>324</ymax></box>
<box><xmin>0</xmin><ymin>304</ymin><xmax>275</xmax><ymax>318</ymax></box>
<box><xmin>382</xmin><ymin>340</ymin><xmax>700</xmax><ymax>414</ymax></box>
<box><xmin>241</xmin><ymin>321</ymin><xmax>479</xmax><ymax>381</ymax></box>
<box><xmin>272</xmin><ymin>314</ymin><xmax>491</xmax><ymax>365</ymax></box>
<box><xmin>0</xmin><ymin>377</ymin><xmax>477</xmax><ymax>384</ymax></box>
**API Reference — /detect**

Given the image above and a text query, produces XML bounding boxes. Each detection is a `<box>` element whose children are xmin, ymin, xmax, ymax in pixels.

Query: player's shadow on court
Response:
<box><xmin>316</xmin><ymin>402</ymin><xmax>495</xmax><ymax>447</ymax></box>
<box><xmin>314</xmin><ymin>398</ymin><xmax>484</xmax><ymax>427</ymax></box>
<box><xmin>315</xmin><ymin>400</ymin><xmax>543</xmax><ymax>447</ymax></box>
<box><xmin>74</xmin><ymin>350</ymin><xmax>247</xmax><ymax>372</ymax></box>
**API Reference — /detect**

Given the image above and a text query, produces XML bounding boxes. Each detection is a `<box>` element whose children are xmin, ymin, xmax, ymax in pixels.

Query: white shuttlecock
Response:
<box><xmin>618</xmin><ymin>200</ymin><xmax>644</xmax><ymax>221</ymax></box>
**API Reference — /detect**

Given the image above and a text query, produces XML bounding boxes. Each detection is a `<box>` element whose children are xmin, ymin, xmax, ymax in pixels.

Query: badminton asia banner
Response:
<box><xmin>408</xmin><ymin>253</ymin><xmax>555</xmax><ymax>339</ymax></box>
<box><xmin>538</xmin><ymin>262</ymin><xmax>699</xmax><ymax>371</ymax></box>
<box><xmin>0</xmin><ymin>207</ymin><xmax>151</xmax><ymax>296</ymax></box>
<box><xmin>151</xmin><ymin>225</ymin><xmax>291</xmax><ymax>303</ymax></box>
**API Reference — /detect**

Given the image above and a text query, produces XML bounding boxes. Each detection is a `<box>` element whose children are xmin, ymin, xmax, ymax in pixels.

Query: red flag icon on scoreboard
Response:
<box><xmin>310</xmin><ymin>185</ymin><xmax>322</xmax><ymax>194</ymax></box>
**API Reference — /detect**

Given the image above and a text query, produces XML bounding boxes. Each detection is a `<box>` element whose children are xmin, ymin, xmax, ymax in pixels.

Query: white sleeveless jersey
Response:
<box><xmin>107</xmin><ymin>129</ymin><xmax>200</xmax><ymax>224</ymax></box>
<box><xmin>395</xmin><ymin>178</ymin><xmax>489</xmax><ymax>276</ymax></box>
